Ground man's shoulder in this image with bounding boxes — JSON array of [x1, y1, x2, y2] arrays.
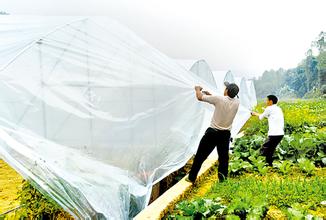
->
[[203, 95, 219, 100], [272, 105, 282, 111], [231, 98, 240, 107], [207, 95, 239, 104], [210, 95, 224, 101], [202, 95, 221, 104], [275, 105, 284, 114], [270, 105, 284, 115]]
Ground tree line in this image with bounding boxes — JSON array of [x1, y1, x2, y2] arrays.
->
[[254, 31, 326, 99]]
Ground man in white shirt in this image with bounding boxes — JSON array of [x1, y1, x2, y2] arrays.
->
[[251, 95, 284, 166], [187, 82, 240, 183]]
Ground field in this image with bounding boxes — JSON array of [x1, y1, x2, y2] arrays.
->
[[166, 99, 326, 219]]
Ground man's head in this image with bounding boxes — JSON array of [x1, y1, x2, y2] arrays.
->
[[224, 82, 239, 98], [266, 95, 278, 106]]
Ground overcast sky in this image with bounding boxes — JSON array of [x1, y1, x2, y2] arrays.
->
[[2, 0, 326, 77]]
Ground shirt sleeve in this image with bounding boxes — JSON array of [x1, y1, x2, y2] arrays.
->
[[259, 107, 271, 120], [202, 95, 221, 105]]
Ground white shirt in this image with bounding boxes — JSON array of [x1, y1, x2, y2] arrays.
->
[[259, 104, 284, 136], [202, 95, 240, 130]]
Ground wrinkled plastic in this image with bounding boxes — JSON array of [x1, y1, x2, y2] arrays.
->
[[246, 80, 257, 107], [0, 16, 256, 219]]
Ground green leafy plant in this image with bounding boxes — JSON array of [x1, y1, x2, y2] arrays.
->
[[16, 180, 72, 219], [274, 160, 294, 175], [169, 198, 226, 219], [297, 158, 316, 176], [249, 155, 269, 175], [229, 157, 253, 176], [226, 198, 250, 219], [233, 135, 265, 160], [225, 197, 268, 220]]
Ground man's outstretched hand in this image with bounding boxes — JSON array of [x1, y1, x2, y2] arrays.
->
[[194, 86, 204, 101], [251, 111, 259, 116]]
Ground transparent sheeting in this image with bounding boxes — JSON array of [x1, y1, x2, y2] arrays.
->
[[234, 77, 252, 110], [246, 80, 257, 107], [183, 66, 254, 137], [213, 71, 255, 137], [187, 60, 217, 90], [0, 16, 256, 219], [223, 70, 235, 85]]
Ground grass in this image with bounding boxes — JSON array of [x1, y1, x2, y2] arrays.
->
[[0, 159, 23, 214], [166, 167, 326, 219], [207, 169, 326, 207]]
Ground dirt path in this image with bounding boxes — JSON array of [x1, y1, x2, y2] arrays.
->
[[0, 159, 23, 214]]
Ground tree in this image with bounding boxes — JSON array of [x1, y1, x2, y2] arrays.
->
[[304, 53, 318, 91], [312, 31, 326, 53], [284, 67, 307, 97], [254, 31, 325, 98], [254, 69, 285, 99], [312, 32, 326, 90]]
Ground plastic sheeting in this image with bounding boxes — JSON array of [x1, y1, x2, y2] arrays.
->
[[0, 16, 256, 219], [212, 71, 255, 137], [234, 77, 253, 110], [223, 71, 235, 85], [246, 80, 257, 107], [187, 60, 217, 90], [182, 66, 255, 137]]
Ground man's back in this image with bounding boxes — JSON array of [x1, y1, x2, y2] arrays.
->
[[260, 104, 284, 136], [202, 95, 240, 130]]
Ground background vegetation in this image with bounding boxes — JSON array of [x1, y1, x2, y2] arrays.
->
[[254, 31, 326, 99]]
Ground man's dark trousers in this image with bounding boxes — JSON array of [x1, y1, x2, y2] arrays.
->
[[189, 127, 231, 182], [261, 135, 284, 166]]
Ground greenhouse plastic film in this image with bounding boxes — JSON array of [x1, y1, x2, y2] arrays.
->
[[0, 16, 256, 219]]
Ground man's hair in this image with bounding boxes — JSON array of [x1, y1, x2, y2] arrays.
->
[[224, 82, 239, 98], [267, 95, 278, 104]]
